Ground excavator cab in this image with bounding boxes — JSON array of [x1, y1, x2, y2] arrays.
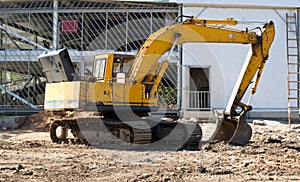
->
[[91, 53, 135, 82]]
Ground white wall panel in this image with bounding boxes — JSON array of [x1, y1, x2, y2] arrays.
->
[[182, 7, 294, 110]]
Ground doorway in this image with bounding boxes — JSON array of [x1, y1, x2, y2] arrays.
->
[[188, 67, 210, 109]]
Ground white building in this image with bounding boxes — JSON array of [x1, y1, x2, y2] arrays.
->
[[176, 0, 300, 119]]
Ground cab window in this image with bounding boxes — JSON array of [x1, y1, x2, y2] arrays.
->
[[93, 58, 106, 79], [112, 57, 133, 77]]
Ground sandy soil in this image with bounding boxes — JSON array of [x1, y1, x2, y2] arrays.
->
[[0, 119, 299, 182]]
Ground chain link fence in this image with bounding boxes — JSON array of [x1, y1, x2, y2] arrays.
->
[[0, 1, 179, 113]]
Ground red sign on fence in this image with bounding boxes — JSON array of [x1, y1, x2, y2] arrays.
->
[[61, 20, 78, 33]]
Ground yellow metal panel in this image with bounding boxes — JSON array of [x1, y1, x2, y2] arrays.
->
[[43, 78, 156, 109], [93, 82, 158, 107], [86, 82, 95, 102], [94, 82, 113, 104], [112, 83, 125, 103], [105, 53, 114, 82], [125, 83, 157, 106], [44, 82, 62, 101], [44, 81, 88, 110], [125, 84, 143, 105]]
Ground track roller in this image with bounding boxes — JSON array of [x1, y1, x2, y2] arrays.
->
[[50, 120, 67, 144]]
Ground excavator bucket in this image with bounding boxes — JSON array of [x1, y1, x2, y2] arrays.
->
[[211, 116, 252, 145], [228, 116, 252, 145]]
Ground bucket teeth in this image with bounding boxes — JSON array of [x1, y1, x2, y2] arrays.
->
[[211, 116, 252, 145]]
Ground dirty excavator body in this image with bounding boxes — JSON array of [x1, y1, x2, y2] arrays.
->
[[38, 16, 275, 149]]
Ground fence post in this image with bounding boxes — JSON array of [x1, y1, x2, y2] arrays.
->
[[52, 0, 59, 50]]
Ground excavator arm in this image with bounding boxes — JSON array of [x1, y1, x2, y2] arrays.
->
[[224, 22, 275, 118], [128, 17, 275, 145]]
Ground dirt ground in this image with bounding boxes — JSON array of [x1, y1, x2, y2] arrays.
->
[[0, 116, 299, 181]]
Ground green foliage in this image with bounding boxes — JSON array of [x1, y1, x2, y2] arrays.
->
[[1, 71, 28, 84], [159, 87, 177, 105]]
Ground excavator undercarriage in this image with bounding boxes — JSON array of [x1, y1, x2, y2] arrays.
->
[[48, 110, 202, 150]]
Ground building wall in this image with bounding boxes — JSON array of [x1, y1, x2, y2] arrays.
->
[[181, 7, 296, 113]]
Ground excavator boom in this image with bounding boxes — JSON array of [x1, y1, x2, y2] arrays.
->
[[128, 17, 259, 83]]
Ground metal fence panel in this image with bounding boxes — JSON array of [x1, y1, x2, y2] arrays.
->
[[0, 1, 179, 113]]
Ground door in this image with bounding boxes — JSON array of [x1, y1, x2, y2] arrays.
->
[[189, 67, 210, 109]]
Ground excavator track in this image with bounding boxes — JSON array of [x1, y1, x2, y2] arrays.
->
[[50, 119, 88, 145], [149, 120, 202, 150], [181, 123, 202, 150], [50, 117, 152, 148], [49, 115, 202, 150], [125, 120, 152, 144]]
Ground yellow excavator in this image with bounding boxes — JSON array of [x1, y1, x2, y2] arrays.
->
[[38, 16, 275, 149]]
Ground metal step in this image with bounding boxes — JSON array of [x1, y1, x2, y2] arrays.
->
[[288, 106, 300, 109], [288, 97, 300, 100], [288, 63, 300, 65], [288, 59, 300, 61], [288, 88, 300, 90], [288, 72, 300, 74], [288, 80, 300, 83], [288, 61, 300, 64]]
